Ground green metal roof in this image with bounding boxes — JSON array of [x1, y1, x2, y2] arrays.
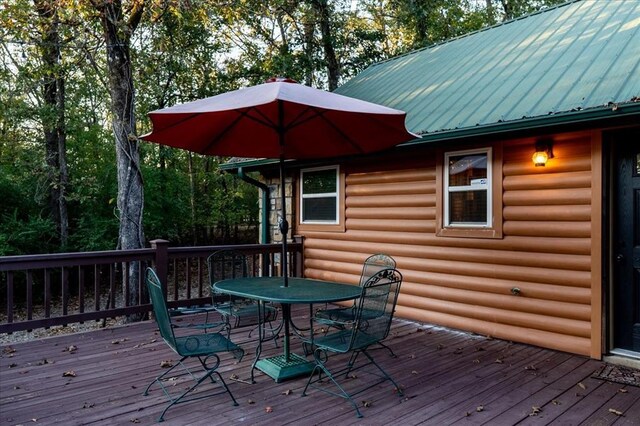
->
[[336, 0, 640, 138], [222, 0, 640, 171]]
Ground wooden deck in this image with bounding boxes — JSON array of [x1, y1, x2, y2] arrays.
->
[[2, 307, 640, 425]]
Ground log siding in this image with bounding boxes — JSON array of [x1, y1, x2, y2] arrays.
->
[[299, 132, 601, 357]]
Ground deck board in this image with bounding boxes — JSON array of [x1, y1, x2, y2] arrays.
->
[[2, 307, 640, 425]]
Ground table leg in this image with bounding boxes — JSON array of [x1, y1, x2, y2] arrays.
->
[[254, 302, 315, 382]]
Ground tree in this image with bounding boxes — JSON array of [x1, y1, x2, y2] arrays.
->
[[90, 0, 145, 314], [34, 0, 70, 249]]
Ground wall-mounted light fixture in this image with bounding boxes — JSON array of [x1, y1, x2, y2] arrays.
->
[[532, 140, 554, 167]]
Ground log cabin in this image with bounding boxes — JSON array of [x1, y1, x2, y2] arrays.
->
[[221, 0, 640, 361]]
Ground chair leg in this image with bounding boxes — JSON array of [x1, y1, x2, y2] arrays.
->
[[376, 341, 397, 358], [144, 355, 239, 422], [302, 358, 363, 418], [362, 349, 403, 396]]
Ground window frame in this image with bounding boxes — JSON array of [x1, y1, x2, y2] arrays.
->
[[297, 165, 345, 232], [444, 147, 492, 228], [436, 143, 503, 239]]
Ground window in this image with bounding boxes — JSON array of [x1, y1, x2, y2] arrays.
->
[[436, 144, 502, 239], [444, 148, 492, 227], [300, 166, 339, 224]]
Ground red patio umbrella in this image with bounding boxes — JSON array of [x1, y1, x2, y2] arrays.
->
[[141, 78, 416, 286]]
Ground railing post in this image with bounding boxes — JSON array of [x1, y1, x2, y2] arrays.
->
[[151, 239, 170, 299], [293, 235, 304, 278]]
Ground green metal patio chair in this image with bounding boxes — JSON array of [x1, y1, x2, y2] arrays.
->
[[314, 254, 397, 357], [208, 249, 278, 339], [302, 268, 404, 418], [143, 268, 244, 422]]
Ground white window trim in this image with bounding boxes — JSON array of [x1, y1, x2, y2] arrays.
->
[[300, 165, 340, 225], [444, 147, 492, 228]]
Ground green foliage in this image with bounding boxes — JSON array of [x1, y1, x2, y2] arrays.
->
[[0, 0, 560, 254]]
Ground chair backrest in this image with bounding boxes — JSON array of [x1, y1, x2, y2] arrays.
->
[[352, 268, 403, 346], [146, 268, 177, 348], [359, 254, 396, 287], [207, 249, 252, 285]]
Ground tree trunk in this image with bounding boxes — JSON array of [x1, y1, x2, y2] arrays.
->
[[94, 0, 145, 319], [35, 0, 69, 249], [188, 152, 197, 245], [312, 0, 340, 91]]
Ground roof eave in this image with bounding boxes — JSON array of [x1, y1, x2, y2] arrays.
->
[[220, 102, 640, 172]]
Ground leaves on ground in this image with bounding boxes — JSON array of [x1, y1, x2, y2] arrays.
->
[[608, 408, 623, 416], [362, 400, 372, 407], [63, 345, 77, 353], [529, 406, 542, 416], [160, 360, 173, 368], [8, 363, 18, 368], [525, 365, 537, 371], [281, 389, 292, 395], [411, 370, 419, 375], [37, 359, 53, 366], [111, 338, 128, 345], [247, 399, 255, 404], [476, 405, 484, 412], [618, 388, 628, 393], [62, 370, 76, 377], [2, 347, 16, 356], [130, 418, 140, 423], [494, 358, 504, 364], [265, 406, 273, 413], [552, 399, 561, 405], [82, 402, 95, 409], [577, 382, 586, 390]]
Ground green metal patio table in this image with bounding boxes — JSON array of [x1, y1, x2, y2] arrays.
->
[[213, 277, 362, 382]]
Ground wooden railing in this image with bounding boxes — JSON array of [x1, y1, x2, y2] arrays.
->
[[0, 239, 304, 334]]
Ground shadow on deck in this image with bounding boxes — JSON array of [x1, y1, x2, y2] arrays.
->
[[2, 307, 639, 425]]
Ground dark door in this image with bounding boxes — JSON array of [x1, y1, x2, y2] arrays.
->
[[612, 132, 640, 352]]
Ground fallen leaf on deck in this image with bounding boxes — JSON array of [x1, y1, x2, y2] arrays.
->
[[608, 408, 623, 416], [130, 418, 140, 423], [475, 347, 485, 352], [265, 406, 273, 413], [464, 411, 471, 417], [62, 370, 76, 377], [247, 399, 255, 404], [282, 389, 292, 395], [2, 347, 16, 355], [525, 365, 537, 371], [160, 360, 173, 368], [8, 363, 17, 368], [578, 382, 586, 390], [494, 359, 503, 364], [476, 405, 484, 412], [529, 406, 542, 416], [436, 344, 445, 350], [348, 373, 357, 379], [31, 418, 37, 422], [411, 370, 418, 375], [82, 402, 95, 409], [409, 354, 416, 359], [473, 359, 480, 364], [453, 348, 463, 355], [64, 345, 77, 353], [362, 400, 372, 408], [37, 359, 53, 365], [111, 338, 128, 344], [552, 399, 561, 405], [618, 389, 628, 393]]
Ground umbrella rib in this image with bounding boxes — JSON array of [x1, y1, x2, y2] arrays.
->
[[312, 107, 366, 154], [201, 107, 275, 154]]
